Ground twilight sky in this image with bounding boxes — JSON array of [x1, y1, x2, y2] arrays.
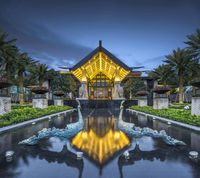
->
[[0, 0, 200, 71]]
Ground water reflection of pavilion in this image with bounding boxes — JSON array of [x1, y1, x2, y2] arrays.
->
[[71, 115, 130, 165]]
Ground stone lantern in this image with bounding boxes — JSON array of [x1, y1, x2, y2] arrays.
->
[[152, 86, 170, 109], [0, 77, 12, 115], [136, 91, 149, 107], [31, 87, 49, 109], [190, 79, 200, 116], [53, 91, 64, 106]]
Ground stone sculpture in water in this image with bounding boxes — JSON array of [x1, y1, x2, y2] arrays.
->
[[19, 99, 84, 145], [19, 100, 185, 146], [118, 100, 186, 146]]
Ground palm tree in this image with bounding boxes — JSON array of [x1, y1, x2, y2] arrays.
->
[[15, 53, 36, 104], [31, 63, 49, 87], [164, 48, 192, 103], [0, 32, 18, 79], [149, 64, 177, 86], [185, 28, 200, 60]]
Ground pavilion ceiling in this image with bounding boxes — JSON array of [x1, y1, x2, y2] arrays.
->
[[71, 52, 130, 82]]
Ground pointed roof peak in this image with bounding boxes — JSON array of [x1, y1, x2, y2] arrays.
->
[[71, 41, 131, 71], [99, 40, 102, 48]]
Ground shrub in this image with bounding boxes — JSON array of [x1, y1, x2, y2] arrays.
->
[[130, 106, 200, 127], [11, 104, 32, 110], [0, 105, 72, 128]]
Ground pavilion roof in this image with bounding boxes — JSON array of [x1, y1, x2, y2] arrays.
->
[[71, 43, 131, 71]]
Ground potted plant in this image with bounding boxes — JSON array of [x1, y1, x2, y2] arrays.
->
[[31, 86, 49, 94], [152, 86, 170, 94], [190, 78, 200, 88], [0, 77, 12, 97], [31, 64, 49, 95], [0, 77, 12, 89], [53, 90, 65, 97], [136, 90, 149, 96]]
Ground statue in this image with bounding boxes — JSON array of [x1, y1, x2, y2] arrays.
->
[[113, 82, 124, 98], [79, 82, 88, 98], [117, 84, 124, 98]]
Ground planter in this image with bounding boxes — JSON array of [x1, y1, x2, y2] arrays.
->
[[152, 86, 170, 94], [53, 91, 65, 97], [0, 78, 12, 89], [190, 78, 200, 88], [153, 97, 169, 109], [53, 91, 64, 106], [191, 79, 200, 115], [31, 87, 49, 94], [191, 96, 200, 116], [136, 91, 149, 96], [0, 96, 11, 115], [54, 99, 64, 106], [31, 87, 48, 109], [33, 98, 48, 109], [136, 91, 148, 107], [138, 97, 148, 107], [153, 86, 169, 109], [0, 78, 12, 114]]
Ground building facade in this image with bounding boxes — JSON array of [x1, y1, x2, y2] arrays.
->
[[69, 41, 140, 100]]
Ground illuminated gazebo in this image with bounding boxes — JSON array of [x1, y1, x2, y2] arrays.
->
[[65, 41, 140, 100]]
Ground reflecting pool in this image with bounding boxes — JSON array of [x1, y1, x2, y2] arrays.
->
[[72, 114, 130, 164], [0, 109, 200, 178]]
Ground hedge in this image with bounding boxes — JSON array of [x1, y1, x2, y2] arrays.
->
[[130, 106, 200, 127], [0, 105, 72, 128]]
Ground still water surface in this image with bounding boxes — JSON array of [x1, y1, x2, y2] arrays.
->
[[0, 109, 200, 178]]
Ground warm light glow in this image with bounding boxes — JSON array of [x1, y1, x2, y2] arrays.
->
[[71, 52, 130, 82], [71, 129, 130, 164], [60, 71, 72, 74]]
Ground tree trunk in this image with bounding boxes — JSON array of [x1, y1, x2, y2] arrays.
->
[[179, 75, 184, 104], [129, 90, 132, 99], [19, 74, 24, 105]]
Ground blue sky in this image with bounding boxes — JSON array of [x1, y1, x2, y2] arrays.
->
[[0, 0, 200, 71]]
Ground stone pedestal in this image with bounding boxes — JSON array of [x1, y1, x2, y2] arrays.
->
[[54, 99, 64, 106], [138, 97, 148, 107], [153, 97, 169, 109], [33, 98, 48, 109], [191, 97, 200, 116], [0, 97, 11, 115]]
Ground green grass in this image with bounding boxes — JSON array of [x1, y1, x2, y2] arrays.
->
[[169, 103, 189, 109], [0, 105, 73, 128], [11, 104, 32, 110], [130, 106, 200, 127]]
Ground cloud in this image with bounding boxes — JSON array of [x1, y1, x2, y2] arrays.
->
[[0, 0, 200, 71], [0, 13, 92, 69]]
